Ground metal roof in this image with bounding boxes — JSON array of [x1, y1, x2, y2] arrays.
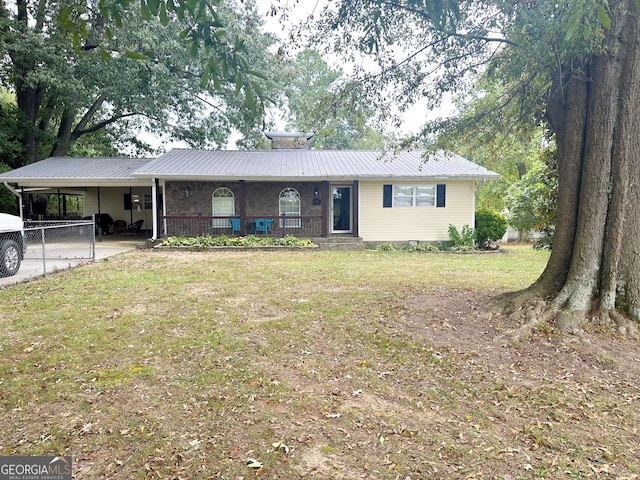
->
[[0, 149, 499, 186], [0, 157, 153, 187], [133, 149, 499, 181]]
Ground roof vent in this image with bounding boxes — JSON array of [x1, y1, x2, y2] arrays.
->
[[264, 132, 314, 150]]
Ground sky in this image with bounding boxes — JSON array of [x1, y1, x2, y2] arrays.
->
[[149, 0, 455, 151], [258, 0, 455, 136]]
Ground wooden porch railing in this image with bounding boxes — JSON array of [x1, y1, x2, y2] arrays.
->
[[160, 215, 325, 238]]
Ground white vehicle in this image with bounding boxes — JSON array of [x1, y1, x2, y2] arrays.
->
[[0, 213, 26, 277]]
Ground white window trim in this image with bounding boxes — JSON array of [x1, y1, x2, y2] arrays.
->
[[393, 184, 436, 208], [212, 187, 235, 227], [279, 188, 301, 228]]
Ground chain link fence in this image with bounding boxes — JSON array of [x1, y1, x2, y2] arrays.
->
[[0, 219, 96, 288]]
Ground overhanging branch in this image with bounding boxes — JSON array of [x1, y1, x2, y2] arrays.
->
[[72, 112, 150, 138]]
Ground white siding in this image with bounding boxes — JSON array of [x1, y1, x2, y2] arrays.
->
[[358, 180, 476, 242]]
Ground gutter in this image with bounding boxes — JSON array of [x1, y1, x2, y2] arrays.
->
[[3, 182, 24, 219]]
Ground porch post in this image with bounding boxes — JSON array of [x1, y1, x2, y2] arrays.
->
[[151, 178, 159, 241], [321, 180, 329, 237], [239, 180, 246, 235], [352, 180, 359, 237]]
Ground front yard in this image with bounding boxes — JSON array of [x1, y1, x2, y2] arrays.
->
[[1, 247, 638, 479]]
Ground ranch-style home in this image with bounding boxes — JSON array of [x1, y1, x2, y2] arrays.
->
[[0, 132, 498, 246]]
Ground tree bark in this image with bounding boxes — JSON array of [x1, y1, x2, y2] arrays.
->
[[498, 0, 640, 335]]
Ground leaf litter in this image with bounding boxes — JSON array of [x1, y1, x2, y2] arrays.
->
[[0, 250, 639, 479]]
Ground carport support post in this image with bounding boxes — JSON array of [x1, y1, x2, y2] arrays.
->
[[91, 218, 96, 261], [97, 187, 103, 241], [41, 228, 46, 276]]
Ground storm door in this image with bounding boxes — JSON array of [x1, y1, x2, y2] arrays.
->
[[331, 186, 352, 233]]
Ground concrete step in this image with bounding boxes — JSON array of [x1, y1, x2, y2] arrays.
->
[[312, 236, 365, 251]]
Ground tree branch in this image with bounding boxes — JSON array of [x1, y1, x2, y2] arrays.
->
[[376, 0, 520, 47], [72, 112, 147, 138], [73, 93, 108, 134]]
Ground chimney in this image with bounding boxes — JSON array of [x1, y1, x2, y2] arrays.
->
[[265, 132, 314, 150]]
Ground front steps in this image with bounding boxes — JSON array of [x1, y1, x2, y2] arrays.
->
[[312, 235, 365, 251]]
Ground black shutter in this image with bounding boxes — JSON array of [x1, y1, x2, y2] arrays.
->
[[436, 184, 446, 208], [383, 184, 393, 208], [124, 193, 132, 210]]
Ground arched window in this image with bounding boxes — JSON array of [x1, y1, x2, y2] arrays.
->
[[212, 187, 234, 227], [279, 188, 301, 228]]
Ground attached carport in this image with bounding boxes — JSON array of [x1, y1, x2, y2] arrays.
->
[[0, 157, 157, 237]]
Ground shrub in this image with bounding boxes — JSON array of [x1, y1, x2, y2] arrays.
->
[[474, 209, 507, 249], [400, 242, 440, 252], [158, 234, 315, 248], [448, 224, 476, 251]]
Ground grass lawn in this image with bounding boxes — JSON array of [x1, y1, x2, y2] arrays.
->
[[1, 246, 639, 479]]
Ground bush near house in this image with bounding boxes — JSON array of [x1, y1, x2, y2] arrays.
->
[[475, 208, 507, 249], [158, 234, 315, 248], [447, 224, 476, 251]]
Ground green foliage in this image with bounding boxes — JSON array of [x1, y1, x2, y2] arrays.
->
[[0, 90, 25, 171], [308, 0, 613, 144], [282, 49, 387, 150], [504, 149, 558, 249], [474, 209, 507, 249], [400, 242, 441, 252], [376, 243, 398, 251], [158, 234, 315, 248], [448, 224, 476, 251], [427, 76, 551, 213], [0, 169, 18, 214], [2, 0, 278, 163]]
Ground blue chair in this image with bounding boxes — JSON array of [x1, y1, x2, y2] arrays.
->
[[255, 218, 273, 234], [229, 217, 241, 235]]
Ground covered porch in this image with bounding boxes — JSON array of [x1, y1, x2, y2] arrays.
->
[[158, 180, 360, 239]]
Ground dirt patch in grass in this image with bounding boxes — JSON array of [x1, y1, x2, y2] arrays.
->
[[1, 250, 639, 479], [403, 286, 640, 384]]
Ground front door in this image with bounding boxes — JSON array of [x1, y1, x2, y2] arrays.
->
[[332, 186, 352, 233]]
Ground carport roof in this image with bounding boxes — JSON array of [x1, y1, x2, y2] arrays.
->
[[133, 148, 499, 181], [0, 157, 152, 187]]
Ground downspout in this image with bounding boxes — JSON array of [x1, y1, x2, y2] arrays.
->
[[3, 182, 24, 219]]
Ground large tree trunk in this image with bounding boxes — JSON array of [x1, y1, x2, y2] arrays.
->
[[497, 0, 640, 335]]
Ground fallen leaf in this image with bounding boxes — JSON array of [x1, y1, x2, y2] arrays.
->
[[246, 458, 263, 469], [272, 441, 290, 455]]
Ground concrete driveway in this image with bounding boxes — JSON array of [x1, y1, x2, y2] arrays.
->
[[94, 238, 147, 260], [1, 237, 146, 288]]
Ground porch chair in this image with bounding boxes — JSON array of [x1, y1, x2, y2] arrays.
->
[[229, 216, 241, 235], [113, 219, 127, 234], [127, 219, 144, 236], [254, 218, 273, 234]]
